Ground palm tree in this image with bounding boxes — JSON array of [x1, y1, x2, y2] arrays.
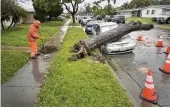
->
[[107, 0, 116, 14], [8, 3, 27, 29], [1, 0, 27, 30], [107, 0, 116, 5]]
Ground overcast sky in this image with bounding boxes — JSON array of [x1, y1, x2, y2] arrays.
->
[[82, 0, 131, 7], [63, 0, 131, 13], [20, 0, 131, 13]]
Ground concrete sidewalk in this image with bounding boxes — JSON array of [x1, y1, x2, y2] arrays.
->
[[1, 19, 71, 107]]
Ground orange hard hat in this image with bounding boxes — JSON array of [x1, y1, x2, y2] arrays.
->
[[33, 20, 40, 27]]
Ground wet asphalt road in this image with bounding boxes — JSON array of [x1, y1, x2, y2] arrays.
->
[[105, 27, 170, 107]]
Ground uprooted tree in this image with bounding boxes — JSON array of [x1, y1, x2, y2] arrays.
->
[[61, 0, 84, 23], [68, 21, 154, 61]]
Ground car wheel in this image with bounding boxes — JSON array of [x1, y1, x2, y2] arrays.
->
[[166, 18, 170, 24]]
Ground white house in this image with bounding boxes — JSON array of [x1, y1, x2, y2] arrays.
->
[[141, 5, 170, 18], [18, 1, 35, 23], [117, 8, 142, 17], [3, 0, 35, 27], [117, 5, 170, 18]]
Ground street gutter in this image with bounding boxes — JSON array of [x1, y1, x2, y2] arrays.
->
[[105, 56, 160, 107]]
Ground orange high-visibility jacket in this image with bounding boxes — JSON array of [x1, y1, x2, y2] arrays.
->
[[27, 23, 40, 42]]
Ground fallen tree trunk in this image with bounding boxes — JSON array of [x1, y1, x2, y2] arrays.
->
[[68, 21, 154, 61]]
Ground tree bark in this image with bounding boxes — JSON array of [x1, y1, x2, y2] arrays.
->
[[8, 17, 14, 30], [13, 22, 16, 28], [68, 21, 154, 61], [1, 20, 5, 30], [72, 14, 75, 23]]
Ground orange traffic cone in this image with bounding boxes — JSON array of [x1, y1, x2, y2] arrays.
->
[[155, 36, 164, 47], [164, 46, 170, 54], [159, 54, 170, 74], [140, 70, 158, 104], [167, 54, 170, 60], [137, 35, 143, 41]]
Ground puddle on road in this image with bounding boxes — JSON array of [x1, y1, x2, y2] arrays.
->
[[161, 73, 170, 84], [138, 67, 149, 74], [140, 100, 153, 107], [107, 28, 170, 107], [156, 47, 163, 54]]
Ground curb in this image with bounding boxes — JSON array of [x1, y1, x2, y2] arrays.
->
[[105, 57, 140, 107], [104, 56, 159, 107]]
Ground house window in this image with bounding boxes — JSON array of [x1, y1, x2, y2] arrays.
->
[[146, 10, 150, 15], [151, 10, 155, 14]]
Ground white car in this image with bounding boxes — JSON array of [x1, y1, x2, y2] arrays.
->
[[102, 35, 136, 54], [91, 22, 137, 54], [156, 13, 170, 24], [81, 17, 93, 25]]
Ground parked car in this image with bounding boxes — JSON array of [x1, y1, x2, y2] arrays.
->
[[103, 35, 136, 54], [111, 15, 125, 24], [156, 13, 170, 24], [105, 15, 114, 22], [104, 15, 110, 21], [77, 16, 86, 24], [91, 22, 136, 54], [81, 17, 93, 26], [152, 17, 157, 22], [92, 22, 118, 35], [85, 20, 102, 34], [96, 15, 103, 20]]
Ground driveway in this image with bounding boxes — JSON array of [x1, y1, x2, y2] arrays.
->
[[105, 28, 170, 107]]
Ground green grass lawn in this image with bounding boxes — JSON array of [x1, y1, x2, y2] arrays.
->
[[1, 21, 65, 46], [126, 17, 154, 24], [160, 24, 170, 30], [38, 28, 132, 107], [69, 22, 80, 26], [1, 51, 29, 83], [126, 17, 170, 30]]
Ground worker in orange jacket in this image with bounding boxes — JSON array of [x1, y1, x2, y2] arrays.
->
[[27, 20, 41, 59]]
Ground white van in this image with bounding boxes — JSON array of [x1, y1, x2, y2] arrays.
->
[[92, 22, 118, 36]]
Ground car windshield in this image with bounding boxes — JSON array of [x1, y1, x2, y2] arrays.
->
[[110, 15, 114, 18], [86, 25, 93, 27], [87, 21, 98, 25], [119, 16, 125, 18]]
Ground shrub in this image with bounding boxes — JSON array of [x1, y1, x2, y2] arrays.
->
[[53, 16, 65, 21], [66, 15, 70, 18]]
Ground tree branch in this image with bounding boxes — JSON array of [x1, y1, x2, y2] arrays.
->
[[75, 3, 79, 13], [79, 0, 84, 3], [61, 3, 73, 14], [70, 0, 74, 12], [73, 0, 77, 9]]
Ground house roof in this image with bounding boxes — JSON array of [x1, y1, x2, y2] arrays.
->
[[17, 1, 35, 12], [117, 8, 143, 12], [143, 5, 170, 9], [117, 5, 170, 13]]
